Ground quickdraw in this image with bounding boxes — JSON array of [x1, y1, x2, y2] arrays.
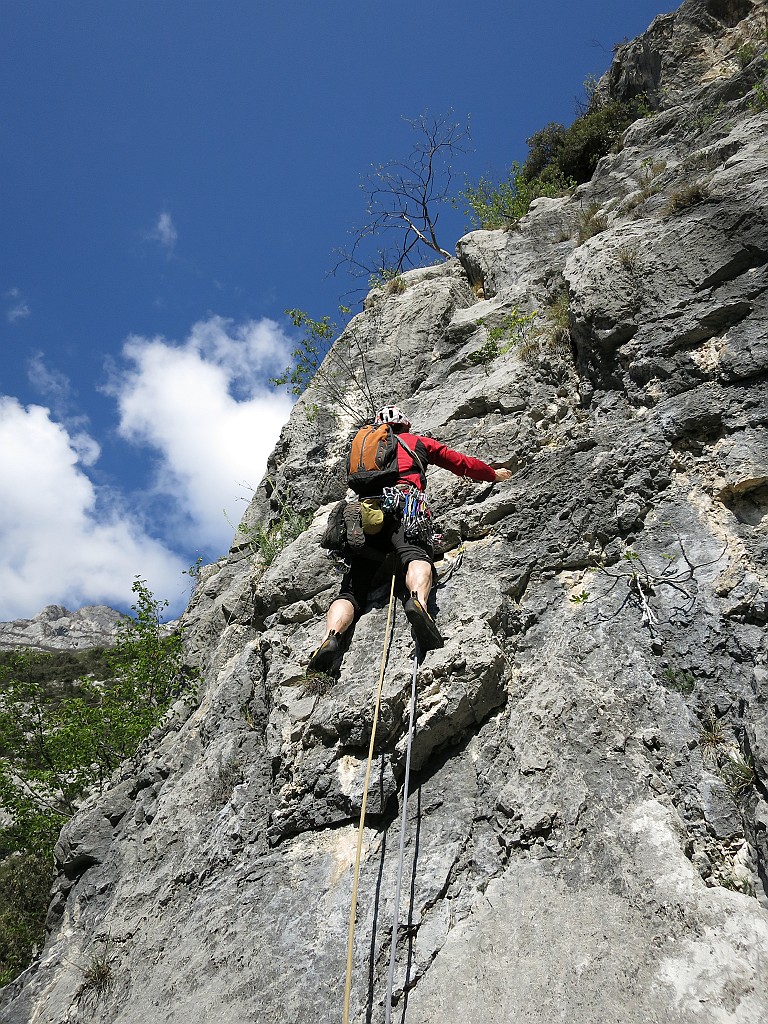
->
[[381, 485, 441, 549]]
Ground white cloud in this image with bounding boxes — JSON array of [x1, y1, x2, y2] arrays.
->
[[8, 302, 31, 323], [5, 287, 30, 323], [27, 353, 97, 463], [70, 431, 101, 467], [0, 315, 296, 621], [0, 397, 186, 620], [28, 352, 73, 407], [111, 315, 294, 550], [145, 211, 178, 254]]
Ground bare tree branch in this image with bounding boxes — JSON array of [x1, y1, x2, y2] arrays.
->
[[575, 538, 727, 635], [332, 111, 470, 284], [399, 213, 452, 259]]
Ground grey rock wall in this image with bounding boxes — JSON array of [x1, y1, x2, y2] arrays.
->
[[2, 1, 767, 1021]]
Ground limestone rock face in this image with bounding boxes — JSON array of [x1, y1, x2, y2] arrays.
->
[[0, 605, 124, 652], [3, 2, 768, 1022]]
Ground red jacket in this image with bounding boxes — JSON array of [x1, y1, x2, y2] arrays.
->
[[394, 430, 496, 491]]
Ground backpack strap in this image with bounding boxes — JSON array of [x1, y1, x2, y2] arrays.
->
[[395, 434, 428, 480]]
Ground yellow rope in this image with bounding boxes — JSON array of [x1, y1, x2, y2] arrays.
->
[[342, 570, 397, 1024]]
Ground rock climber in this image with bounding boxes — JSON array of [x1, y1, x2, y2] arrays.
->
[[308, 405, 513, 672]]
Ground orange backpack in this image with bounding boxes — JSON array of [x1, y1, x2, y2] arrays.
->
[[347, 423, 399, 495]]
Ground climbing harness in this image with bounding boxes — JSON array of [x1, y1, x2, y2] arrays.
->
[[384, 644, 419, 1024], [343, 571, 397, 1024]]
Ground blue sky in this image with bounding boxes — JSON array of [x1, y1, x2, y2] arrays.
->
[[1, 0, 671, 619]]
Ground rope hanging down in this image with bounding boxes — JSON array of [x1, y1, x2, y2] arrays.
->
[[343, 571, 397, 1024], [342, 549, 464, 1021], [384, 645, 419, 1023]]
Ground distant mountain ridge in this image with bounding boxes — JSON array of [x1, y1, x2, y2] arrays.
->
[[0, 605, 124, 653]]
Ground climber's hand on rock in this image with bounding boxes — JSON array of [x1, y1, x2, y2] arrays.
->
[[493, 468, 513, 482]]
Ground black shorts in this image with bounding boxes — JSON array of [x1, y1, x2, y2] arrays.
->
[[336, 516, 433, 615]]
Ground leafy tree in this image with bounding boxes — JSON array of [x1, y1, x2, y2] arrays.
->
[[0, 578, 193, 984], [0, 852, 52, 985], [270, 308, 340, 397], [105, 578, 187, 727], [0, 579, 188, 828], [0, 647, 111, 694]]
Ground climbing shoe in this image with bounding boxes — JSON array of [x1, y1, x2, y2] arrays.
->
[[404, 593, 444, 651], [308, 630, 342, 673], [343, 500, 365, 550]]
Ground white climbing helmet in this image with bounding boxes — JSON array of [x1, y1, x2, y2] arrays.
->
[[375, 405, 411, 429]]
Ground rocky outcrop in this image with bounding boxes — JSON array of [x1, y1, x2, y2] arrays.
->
[[2, 1, 768, 1021], [0, 605, 124, 653], [595, 0, 765, 109]]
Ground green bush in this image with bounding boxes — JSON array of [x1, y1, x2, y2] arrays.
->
[[661, 666, 695, 695], [736, 43, 758, 69], [749, 78, 768, 113], [461, 163, 574, 229], [252, 507, 312, 566], [520, 122, 568, 184], [468, 308, 539, 367], [461, 93, 649, 231], [233, 484, 312, 568], [521, 96, 650, 189]]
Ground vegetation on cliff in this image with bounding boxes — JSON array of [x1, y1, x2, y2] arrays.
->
[[0, 579, 192, 985]]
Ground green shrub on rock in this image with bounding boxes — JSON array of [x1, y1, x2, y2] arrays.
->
[[461, 93, 650, 231], [461, 163, 573, 229], [468, 308, 539, 367], [523, 97, 649, 186]]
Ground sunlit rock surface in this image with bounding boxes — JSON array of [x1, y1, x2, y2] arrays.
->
[[2, 1, 768, 1021]]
